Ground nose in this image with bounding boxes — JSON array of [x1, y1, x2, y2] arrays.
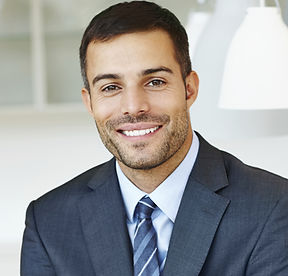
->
[[120, 87, 150, 116]]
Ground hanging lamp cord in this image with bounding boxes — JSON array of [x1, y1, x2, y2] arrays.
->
[[275, 0, 280, 9], [261, 0, 281, 9]]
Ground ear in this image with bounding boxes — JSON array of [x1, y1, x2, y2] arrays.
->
[[185, 71, 199, 108], [81, 88, 93, 115]]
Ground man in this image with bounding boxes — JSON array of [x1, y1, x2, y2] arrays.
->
[[21, 1, 288, 275]]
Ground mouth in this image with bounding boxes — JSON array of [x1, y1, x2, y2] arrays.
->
[[119, 126, 161, 137]]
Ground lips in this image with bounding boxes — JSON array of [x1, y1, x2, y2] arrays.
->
[[109, 114, 169, 138], [121, 126, 160, 137]]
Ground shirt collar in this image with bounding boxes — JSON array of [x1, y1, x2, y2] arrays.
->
[[117, 131, 199, 223]]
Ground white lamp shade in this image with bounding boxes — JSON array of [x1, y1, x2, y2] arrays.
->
[[219, 7, 288, 109]]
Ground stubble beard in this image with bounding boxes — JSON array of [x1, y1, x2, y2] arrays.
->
[[95, 111, 189, 170]]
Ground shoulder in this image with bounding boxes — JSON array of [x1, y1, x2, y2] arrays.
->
[[32, 158, 116, 211], [196, 132, 288, 200], [194, 134, 288, 274], [221, 149, 288, 197], [218, 148, 288, 225]]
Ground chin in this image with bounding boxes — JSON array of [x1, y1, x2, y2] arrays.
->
[[119, 153, 170, 170]]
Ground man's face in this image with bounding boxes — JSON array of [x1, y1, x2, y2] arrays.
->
[[82, 30, 198, 170]]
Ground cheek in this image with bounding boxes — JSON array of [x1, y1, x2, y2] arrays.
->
[[154, 96, 187, 115], [151, 85, 186, 108], [91, 98, 119, 123]]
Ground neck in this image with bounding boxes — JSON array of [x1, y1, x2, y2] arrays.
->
[[118, 128, 193, 193]]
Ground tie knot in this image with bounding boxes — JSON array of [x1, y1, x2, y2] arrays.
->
[[135, 196, 156, 220]]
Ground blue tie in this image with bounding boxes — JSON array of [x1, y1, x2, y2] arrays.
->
[[133, 196, 160, 276]]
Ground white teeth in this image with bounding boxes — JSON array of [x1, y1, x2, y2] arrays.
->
[[122, 126, 159, 137]]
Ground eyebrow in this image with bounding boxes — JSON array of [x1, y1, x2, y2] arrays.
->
[[141, 67, 173, 76], [92, 73, 121, 87]]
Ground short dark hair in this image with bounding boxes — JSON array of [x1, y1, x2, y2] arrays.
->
[[79, 1, 191, 91]]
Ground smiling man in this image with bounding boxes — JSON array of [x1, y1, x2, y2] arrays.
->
[[21, 1, 288, 276]]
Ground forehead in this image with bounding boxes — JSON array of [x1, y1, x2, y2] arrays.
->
[[85, 30, 180, 77]]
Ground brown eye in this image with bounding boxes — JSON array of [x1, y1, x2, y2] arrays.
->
[[102, 85, 121, 92], [147, 79, 166, 87]]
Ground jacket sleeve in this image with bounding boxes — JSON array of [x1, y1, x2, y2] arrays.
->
[[21, 201, 56, 276], [246, 195, 288, 275]]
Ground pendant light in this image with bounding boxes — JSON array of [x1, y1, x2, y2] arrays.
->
[[219, 0, 288, 109]]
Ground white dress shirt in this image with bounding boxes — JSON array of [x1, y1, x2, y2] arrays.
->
[[116, 131, 199, 270]]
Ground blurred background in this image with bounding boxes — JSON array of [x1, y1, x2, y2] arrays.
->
[[1, 0, 288, 274]]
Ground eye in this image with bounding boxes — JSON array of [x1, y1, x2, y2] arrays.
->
[[146, 79, 166, 88], [101, 84, 121, 93]]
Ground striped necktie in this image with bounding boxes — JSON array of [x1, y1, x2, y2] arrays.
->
[[133, 196, 160, 276]]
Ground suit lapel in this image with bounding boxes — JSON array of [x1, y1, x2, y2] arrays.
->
[[163, 134, 230, 276], [77, 134, 230, 276], [78, 160, 133, 276]]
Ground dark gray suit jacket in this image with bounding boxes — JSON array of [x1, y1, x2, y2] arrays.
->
[[21, 135, 288, 275]]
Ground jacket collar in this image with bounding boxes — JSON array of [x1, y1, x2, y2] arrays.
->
[[78, 160, 133, 275], [79, 133, 230, 276], [163, 134, 230, 276]]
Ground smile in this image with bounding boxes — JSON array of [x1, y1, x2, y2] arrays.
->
[[121, 126, 160, 137]]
